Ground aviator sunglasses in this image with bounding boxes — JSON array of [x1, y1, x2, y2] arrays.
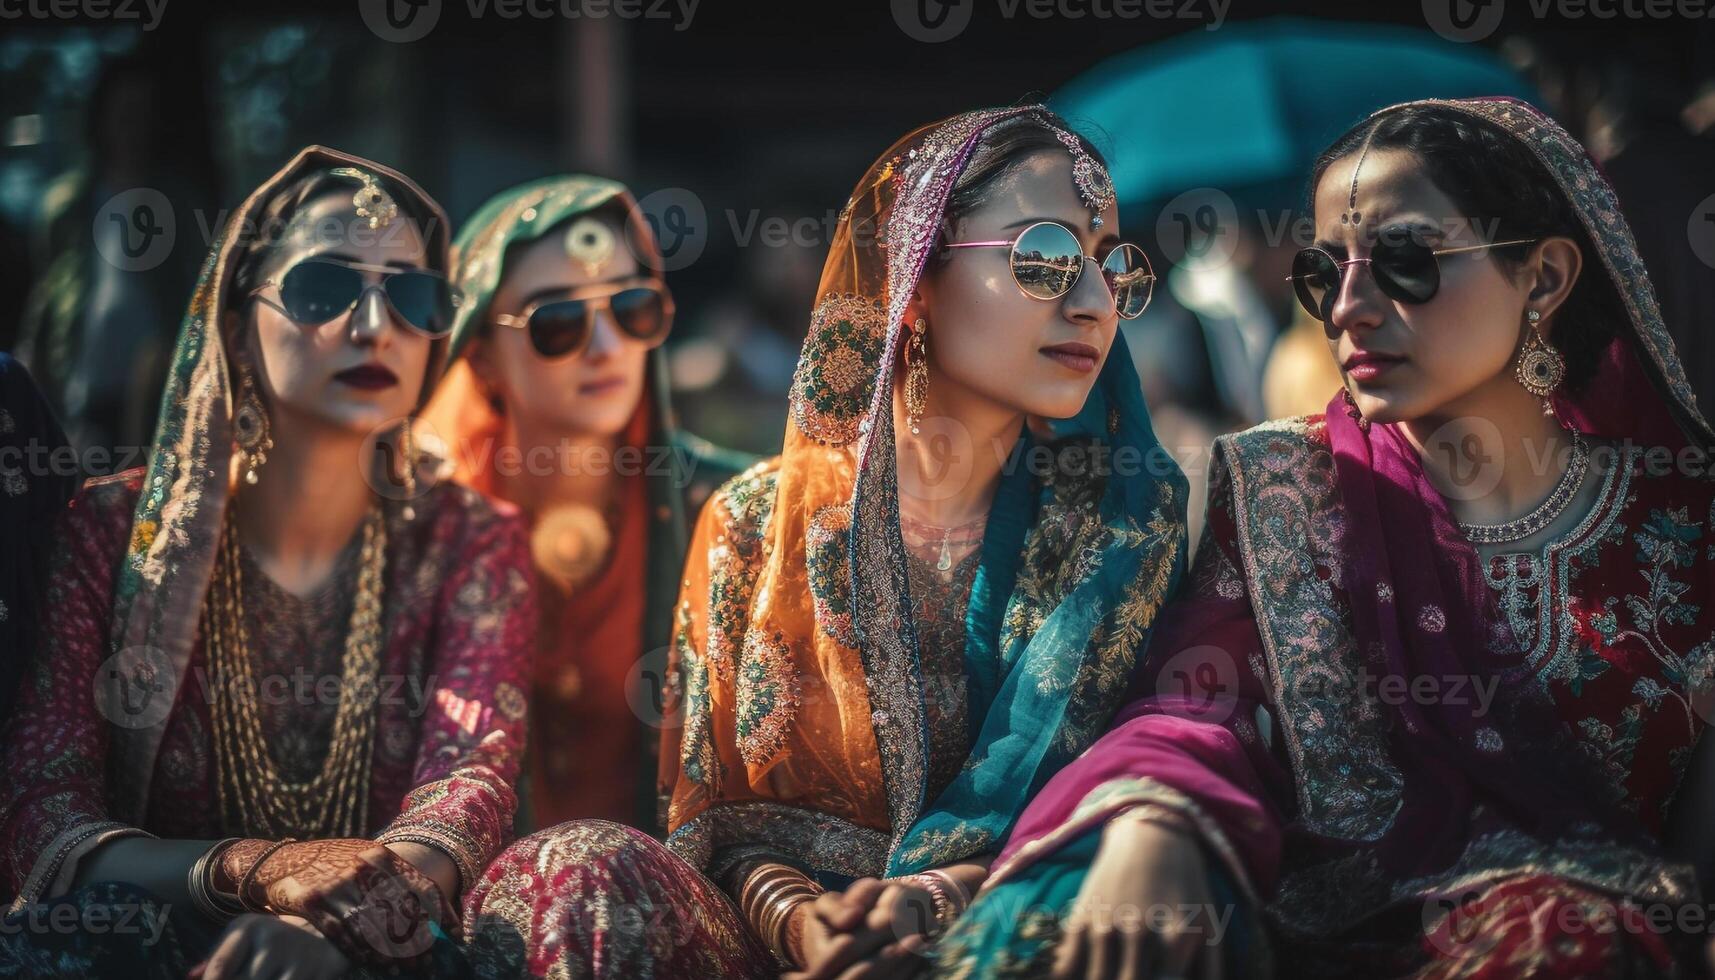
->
[[491, 281, 674, 359], [1288, 235, 1539, 322], [943, 219, 1155, 320], [251, 256, 461, 338]]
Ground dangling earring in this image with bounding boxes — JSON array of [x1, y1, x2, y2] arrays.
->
[[904, 317, 929, 436], [1342, 386, 1370, 432], [233, 366, 273, 485], [1514, 309, 1565, 417], [399, 418, 418, 521]]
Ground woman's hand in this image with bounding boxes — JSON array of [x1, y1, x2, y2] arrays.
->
[[221, 838, 452, 967], [1052, 815, 1224, 980], [189, 914, 349, 980], [785, 877, 933, 980]]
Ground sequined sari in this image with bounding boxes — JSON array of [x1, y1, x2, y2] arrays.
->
[[462, 104, 1189, 978], [0, 147, 537, 973], [932, 97, 1715, 978]]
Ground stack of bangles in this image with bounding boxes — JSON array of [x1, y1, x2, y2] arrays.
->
[[186, 837, 298, 921], [739, 862, 824, 967], [892, 868, 973, 939]]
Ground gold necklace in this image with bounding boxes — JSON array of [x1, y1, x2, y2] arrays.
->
[[205, 503, 386, 839]]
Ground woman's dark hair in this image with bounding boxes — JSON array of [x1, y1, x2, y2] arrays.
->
[[934, 108, 1111, 258], [230, 167, 442, 303], [1308, 105, 1621, 393]]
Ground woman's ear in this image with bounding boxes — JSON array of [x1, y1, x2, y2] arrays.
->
[[1527, 235, 1582, 333]]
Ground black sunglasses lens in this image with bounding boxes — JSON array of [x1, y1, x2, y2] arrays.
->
[[1371, 241, 1440, 305], [1101, 243, 1154, 319], [610, 288, 670, 344], [278, 260, 364, 324], [1291, 248, 1340, 321], [528, 300, 594, 358], [383, 271, 457, 337], [1011, 222, 1083, 300]]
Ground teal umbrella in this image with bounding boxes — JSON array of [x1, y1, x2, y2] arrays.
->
[[1052, 17, 1539, 210]]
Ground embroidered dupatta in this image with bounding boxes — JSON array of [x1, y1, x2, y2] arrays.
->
[[658, 105, 1188, 885], [982, 98, 1715, 945], [2, 147, 541, 904]]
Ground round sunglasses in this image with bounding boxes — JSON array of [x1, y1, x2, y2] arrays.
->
[[1288, 237, 1539, 322], [943, 220, 1155, 320], [491, 281, 674, 359], [251, 256, 460, 338]]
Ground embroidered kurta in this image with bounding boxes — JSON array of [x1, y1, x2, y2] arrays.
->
[[0, 470, 536, 902]]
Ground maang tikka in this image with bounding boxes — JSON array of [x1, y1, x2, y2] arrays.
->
[[1051, 126, 1115, 229], [330, 167, 398, 231]]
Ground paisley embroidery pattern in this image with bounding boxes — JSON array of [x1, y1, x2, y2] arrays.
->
[[1222, 418, 1406, 843], [806, 503, 858, 646], [703, 461, 778, 679], [735, 628, 800, 768], [788, 294, 887, 446], [673, 599, 721, 793]]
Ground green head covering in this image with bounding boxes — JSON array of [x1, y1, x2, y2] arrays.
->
[[447, 175, 661, 361]]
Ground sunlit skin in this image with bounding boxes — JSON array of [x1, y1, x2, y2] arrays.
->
[[892, 148, 1124, 531], [466, 213, 656, 517], [784, 148, 1125, 980], [1311, 147, 1595, 544], [67, 192, 459, 980]]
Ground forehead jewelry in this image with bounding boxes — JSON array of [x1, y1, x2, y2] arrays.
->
[[564, 216, 617, 276], [330, 167, 398, 230], [1052, 126, 1116, 229], [1340, 126, 1380, 227]]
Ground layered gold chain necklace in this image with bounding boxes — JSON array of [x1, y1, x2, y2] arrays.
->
[[204, 503, 387, 839]]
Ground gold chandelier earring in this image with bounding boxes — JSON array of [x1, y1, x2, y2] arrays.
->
[[1514, 308, 1565, 416], [904, 317, 929, 436], [233, 365, 273, 485], [399, 418, 419, 521]]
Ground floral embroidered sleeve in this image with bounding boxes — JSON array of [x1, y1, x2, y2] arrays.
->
[[985, 459, 1293, 901], [0, 476, 156, 905], [375, 493, 537, 894], [655, 462, 838, 885]]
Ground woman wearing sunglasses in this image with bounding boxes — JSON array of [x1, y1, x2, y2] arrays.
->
[[420, 176, 752, 834], [930, 97, 1715, 978], [0, 149, 535, 980], [459, 105, 1187, 978]]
